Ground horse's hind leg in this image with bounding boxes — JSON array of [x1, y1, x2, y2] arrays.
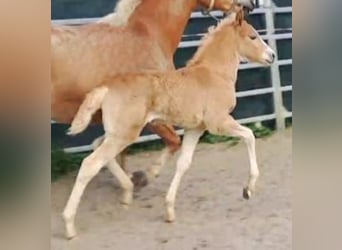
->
[[62, 136, 126, 239], [208, 115, 259, 200]]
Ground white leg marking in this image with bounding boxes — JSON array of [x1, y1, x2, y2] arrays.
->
[[107, 158, 134, 205], [229, 122, 259, 195], [148, 147, 172, 178], [165, 128, 204, 222], [62, 138, 120, 239]]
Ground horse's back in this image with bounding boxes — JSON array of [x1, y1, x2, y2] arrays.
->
[[51, 23, 170, 123]]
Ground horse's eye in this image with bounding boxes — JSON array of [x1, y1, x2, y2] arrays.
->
[[249, 35, 257, 40]]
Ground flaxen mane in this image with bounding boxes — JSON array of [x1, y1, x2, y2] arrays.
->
[[97, 0, 142, 26]]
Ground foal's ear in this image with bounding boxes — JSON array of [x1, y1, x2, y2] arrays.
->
[[235, 9, 244, 26]]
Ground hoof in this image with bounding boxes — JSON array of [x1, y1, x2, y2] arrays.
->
[[242, 187, 251, 200], [65, 225, 77, 240], [119, 194, 132, 206], [66, 233, 77, 240], [165, 207, 176, 223], [165, 215, 175, 223], [131, 171, 149, 189]]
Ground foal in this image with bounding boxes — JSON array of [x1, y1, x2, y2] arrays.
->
[[64, 12, 275, 238]]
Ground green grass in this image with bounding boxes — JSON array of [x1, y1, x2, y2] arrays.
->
[[51, 146, 87, 181], [51, 122, 275, 181]]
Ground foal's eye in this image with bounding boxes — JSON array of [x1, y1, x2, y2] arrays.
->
[[249, 35, 257, 40]]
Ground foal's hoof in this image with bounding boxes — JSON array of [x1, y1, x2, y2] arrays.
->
[[131, 171, 149, 189], [242, 187, 252, 200], [165, 214, 176, 223]]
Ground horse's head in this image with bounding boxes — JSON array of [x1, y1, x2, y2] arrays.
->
[[232, 11, 275, 66], [199, 0, 255, 12]]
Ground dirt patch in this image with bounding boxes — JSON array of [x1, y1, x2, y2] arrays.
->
[[51, 129, 292, 250]]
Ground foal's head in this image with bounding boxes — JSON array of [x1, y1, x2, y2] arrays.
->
[[233, 13, 275, 65]]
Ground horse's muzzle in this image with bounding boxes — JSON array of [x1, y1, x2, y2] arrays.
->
[[238, 0, 256, 11]]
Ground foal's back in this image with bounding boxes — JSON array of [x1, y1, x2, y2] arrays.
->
[[102, 64, 237, 128]]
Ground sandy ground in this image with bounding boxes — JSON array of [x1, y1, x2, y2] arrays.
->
[[51, 129, 292, 250]]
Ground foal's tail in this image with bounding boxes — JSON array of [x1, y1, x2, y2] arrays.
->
[[67, 86, 109, 136]]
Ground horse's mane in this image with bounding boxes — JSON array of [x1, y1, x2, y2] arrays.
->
[[97, 0, 142, 26], [187, 14, 237, 66]]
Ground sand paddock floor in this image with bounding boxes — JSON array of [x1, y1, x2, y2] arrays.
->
[[51, 129, 291, 250]]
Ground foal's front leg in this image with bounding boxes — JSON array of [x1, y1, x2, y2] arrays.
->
[[146, 123, 181, 179], [165, 128, 204, 222], [209, 115, 259, 199]]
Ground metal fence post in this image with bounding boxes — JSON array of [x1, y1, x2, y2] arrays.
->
[[264, 0, 286, 130]]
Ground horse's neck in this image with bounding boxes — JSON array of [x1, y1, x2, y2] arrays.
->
[[128, 0, 197, 56]]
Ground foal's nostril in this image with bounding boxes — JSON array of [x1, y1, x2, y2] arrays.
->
[[271, 53, 275, 63]]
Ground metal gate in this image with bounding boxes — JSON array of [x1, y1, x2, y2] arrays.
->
[[51, 0, 292, 153]]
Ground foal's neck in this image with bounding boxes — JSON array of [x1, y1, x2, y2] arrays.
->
[[128, 0, 197, 56], [189, 25, 240, 81]]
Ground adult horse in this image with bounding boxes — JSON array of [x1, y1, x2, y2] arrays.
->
[[51, 0, 256, 183]]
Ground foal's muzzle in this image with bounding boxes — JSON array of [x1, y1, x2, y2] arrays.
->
[[265, 51, 276, 64]]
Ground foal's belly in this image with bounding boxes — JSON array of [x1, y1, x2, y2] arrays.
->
[[148, 110, 204, 129]]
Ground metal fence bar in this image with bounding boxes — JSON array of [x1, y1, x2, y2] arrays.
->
[[179, 33, 292, 48], [52, 5, 292, 152], [264, 0, 286, 130]]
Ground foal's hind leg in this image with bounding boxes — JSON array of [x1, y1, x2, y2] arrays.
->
[[107, 158, 134, 205], [92, 135, 128, 173], [93, 136, 133, 204], [63, 136, 126, 239], [208, 115, 259, 199]]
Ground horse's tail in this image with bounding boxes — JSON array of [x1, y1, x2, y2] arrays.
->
[[67, 86, 109, 136]]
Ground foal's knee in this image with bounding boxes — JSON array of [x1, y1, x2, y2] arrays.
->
[[177, 154, 192, 174], [243, 128, 255, 144]]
